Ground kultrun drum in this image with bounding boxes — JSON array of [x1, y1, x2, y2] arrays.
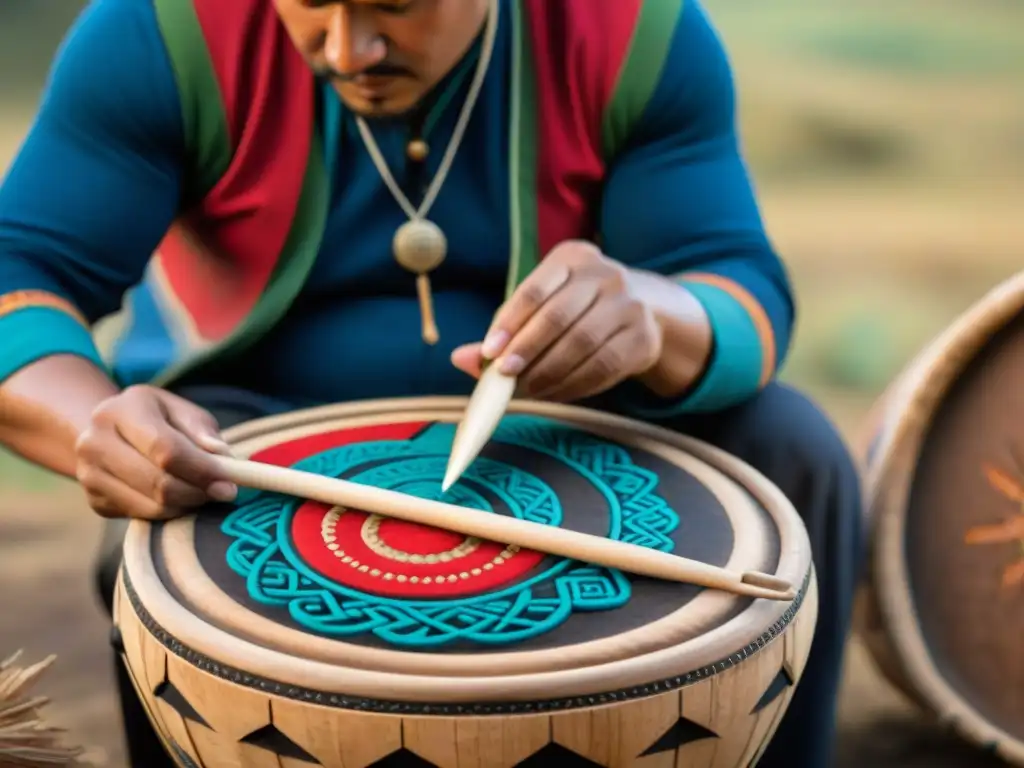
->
[[857, 272, 1024, 766], [113, 397, 817, 768]]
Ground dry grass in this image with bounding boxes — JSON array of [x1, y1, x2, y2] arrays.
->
[[0, 651, 90, 768]]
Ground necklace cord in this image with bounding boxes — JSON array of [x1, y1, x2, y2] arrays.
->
[[355, 0, 501, 223]]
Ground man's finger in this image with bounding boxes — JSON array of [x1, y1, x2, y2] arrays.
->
[[155, 390, 233, 455], [540, 327, 637, 403], [116, 418, 233, 499], [105, 390, 236, 502], [80, 466, 183, 521], [524, 308, 623, 397], [498, 282, 600, 377], [90, 434, 211, 509], [451, 343, 486, 378], [482, 261, 572, 360]]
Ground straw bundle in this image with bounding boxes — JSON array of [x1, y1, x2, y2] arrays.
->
[[0, 651, 89, 767]]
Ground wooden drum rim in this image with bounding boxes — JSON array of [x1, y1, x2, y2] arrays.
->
[[121, 397, 814, 705], [867, 271, 1024, 761]]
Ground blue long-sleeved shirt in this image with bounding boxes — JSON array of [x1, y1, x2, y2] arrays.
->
[[0, 0, 794, 414]]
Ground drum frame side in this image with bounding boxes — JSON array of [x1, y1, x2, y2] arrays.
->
[[859, 272, 1024, 765], [114, 569, 820, 768], [117, 561, 815, 714]]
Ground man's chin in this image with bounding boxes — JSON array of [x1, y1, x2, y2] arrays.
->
[[336, 87, 422, 120]]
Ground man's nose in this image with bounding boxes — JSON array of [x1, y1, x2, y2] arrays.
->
[[324, 5, 388, 76]]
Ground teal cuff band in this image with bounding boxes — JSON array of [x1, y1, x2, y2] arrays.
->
[[618, 280, 765, 417], [0, 307, 107, 385]]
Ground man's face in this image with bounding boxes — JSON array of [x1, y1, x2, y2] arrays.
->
[[274, 0, 489, 118]]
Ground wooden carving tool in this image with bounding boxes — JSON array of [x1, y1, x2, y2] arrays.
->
[[211, 454, 798, 602], [442, 362, 517, 491]]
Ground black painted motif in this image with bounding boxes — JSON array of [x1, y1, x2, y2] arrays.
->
[[751, 665, 795, 714], [641, 716, 719, 755], [154, 680, 209, 727], [515, 743, 605, 767], [240, 723, 319, 763]]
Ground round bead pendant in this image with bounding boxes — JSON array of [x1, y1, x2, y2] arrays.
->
[[393, 219, 446, 346], [407, 138, 429, 162], [393, 219, 447, 275]]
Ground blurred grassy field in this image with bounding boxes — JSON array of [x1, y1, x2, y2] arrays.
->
[[0, 2, 1022, 765], [713, 0, 1024, 431]]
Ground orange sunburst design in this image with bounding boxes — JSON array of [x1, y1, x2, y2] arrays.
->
[[982, 463, 1024, 502], [964, 462, 1024, 589]]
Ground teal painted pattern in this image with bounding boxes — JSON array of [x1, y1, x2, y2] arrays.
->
[[220, 416, 680, 648]]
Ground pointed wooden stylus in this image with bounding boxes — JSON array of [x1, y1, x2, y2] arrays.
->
[[442, 362, 517, 491]]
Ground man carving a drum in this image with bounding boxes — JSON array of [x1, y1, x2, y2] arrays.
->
[[0, 0, 862, 765]]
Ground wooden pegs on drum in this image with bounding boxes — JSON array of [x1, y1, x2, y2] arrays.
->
[[856, 271, 1024, 767], [114, 398, 817, 768]]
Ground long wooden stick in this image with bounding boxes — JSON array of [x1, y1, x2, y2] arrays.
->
[[212, 455, 797, 602]]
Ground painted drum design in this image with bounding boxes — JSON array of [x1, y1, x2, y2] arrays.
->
[[115, 397, 816, 768]]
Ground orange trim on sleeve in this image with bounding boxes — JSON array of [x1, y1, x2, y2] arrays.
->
[[681, 272, 777, 386], [0, 290, 89, 328]]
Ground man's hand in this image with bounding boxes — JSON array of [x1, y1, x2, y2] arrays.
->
[[74, 385, 237, 520], [452, 241, 663, 402]]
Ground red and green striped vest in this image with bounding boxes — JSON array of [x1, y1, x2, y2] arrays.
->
[[145, 0, 681, 387]]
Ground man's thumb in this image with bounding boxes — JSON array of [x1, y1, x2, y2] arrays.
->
[[451, 343, 485, 379]]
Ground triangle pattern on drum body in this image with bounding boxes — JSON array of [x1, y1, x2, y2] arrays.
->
[[751, 664, 796, 714], [514, 743, 606, 766], [153, 680, 210, 728], [367, 747, 441, 767], [240, 724, 319, 764], [640, 716, 720, 755]]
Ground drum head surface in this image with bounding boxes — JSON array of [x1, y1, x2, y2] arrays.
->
[[903, 313, 1024, 739], [121, 398, 811, 704]]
